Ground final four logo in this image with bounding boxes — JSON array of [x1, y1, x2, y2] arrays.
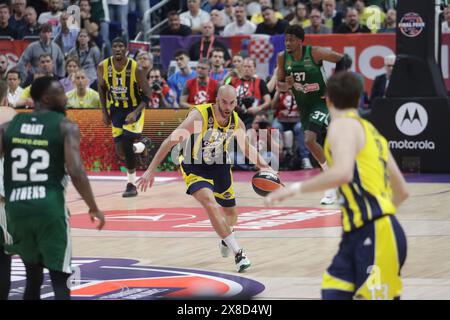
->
[[9, 258, 265, 300]]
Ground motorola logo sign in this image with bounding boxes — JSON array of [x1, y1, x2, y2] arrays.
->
[[395, 102, 428, 136], [390, 102, 435, 151]]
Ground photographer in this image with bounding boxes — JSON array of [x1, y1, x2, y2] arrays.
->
[[231, 112, 282, 171], [147, 67, 177, 108], [230, 57, 271, 128]]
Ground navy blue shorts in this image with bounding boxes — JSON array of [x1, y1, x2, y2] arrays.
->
[[322, 215, 407, 300], [110, 106, 144, 143], [180, 163, 236, 207]]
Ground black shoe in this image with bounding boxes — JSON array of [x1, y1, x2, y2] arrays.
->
[[122, 183, 138, 198]]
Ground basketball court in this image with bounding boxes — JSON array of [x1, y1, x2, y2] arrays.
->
[[7, 170, 450, 300]]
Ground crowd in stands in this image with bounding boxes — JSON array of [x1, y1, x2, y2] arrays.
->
[[0, 0, 449, 169]]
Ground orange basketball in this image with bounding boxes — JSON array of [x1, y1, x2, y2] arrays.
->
[[252, 171, 283, 197]]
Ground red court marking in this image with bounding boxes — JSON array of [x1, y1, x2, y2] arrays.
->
[[71, 207, 341, 231]]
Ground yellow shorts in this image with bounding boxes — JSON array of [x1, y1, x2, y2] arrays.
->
[[110, 106, 145, 142]]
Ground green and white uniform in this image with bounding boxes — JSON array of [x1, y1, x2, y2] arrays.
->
[[284, 45, 329, 133], [3, 111, 71, 273]]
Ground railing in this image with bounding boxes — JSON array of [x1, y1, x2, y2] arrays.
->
[[135, 0, 172, 42]]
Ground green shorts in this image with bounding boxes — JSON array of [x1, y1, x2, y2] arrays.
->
[[5, 210, 72, 273], [300, 99, 330, 134]]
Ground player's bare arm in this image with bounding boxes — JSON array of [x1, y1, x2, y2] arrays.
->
[[125, 66, 153, 124], [62, 119, 105, 230], [266, 118, 364, 204], [276, 52, 291, 92], [0, 122, 9, 158], [312, 47, 352, 71], [137, 109, 203, 192], [387, 149, 410, 207], [97, 62, 110, 126], [235, 118, 273, 172]]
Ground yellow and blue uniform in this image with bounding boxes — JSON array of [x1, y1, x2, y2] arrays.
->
[[102, 57, 144, 142], [321, 111, 407, 300], [180, 104, 239, 207]]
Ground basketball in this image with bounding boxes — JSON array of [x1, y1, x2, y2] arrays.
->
[[252, 171, 283, 197]]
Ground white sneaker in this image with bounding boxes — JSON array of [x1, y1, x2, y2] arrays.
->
[[301, 158, 313, 169], [320, 189, 336, 205], [235, 249, 251, 272], [220, 240, 230, 258]]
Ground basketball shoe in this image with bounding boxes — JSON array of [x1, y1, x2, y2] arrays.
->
[[220, 240, 230, 258], [122, 183, 138, 197], [320, 188, 336, 205], [235, 249, 251, 272], [301, 158, 313, 170]]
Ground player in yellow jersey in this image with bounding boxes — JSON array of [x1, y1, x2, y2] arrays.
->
[[97, 37, 153, 197], [137, 85, 276, 272], [266, 72, 409, 300]]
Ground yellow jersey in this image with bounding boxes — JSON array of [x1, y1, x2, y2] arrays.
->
[[183, 103, 239, 166], [102, 57, 142, 109], [325, 111, 396, 232]]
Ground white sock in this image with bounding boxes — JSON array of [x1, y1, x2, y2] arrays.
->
[[223, 232, 240, 255], [320, 162, 329, 171], [133, 142, 145, 154], [127, 172, 136, 185]]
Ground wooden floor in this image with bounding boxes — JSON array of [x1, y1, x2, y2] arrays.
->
[[63, 171, 450, 300]]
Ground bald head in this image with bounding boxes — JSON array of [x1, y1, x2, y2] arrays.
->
[[216, 85, 237, 118], [218, 85, 237, 99]]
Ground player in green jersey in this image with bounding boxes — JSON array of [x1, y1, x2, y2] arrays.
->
[[0, 76, 105, 300], [276, 24, 351, 205], [0, 79, 16, 300]]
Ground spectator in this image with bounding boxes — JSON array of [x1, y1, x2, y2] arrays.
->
[[87, 0, 111, 57], [443, 6, 450, 34], [180, 0, 211, 35], [180, 58, 218, 109], [279, 0, 297, 20], [322, 0, 344, 32], [221, 0, 236, 25], [59, 56, 79, 92], [66, 70, 100, 108], [305, 8, 332, 34], [6, 69, 23, 108], [232, 113, 282, 170], [18, 6, 40, 39], [224, 53, 244, 84], [251, 0, 284, 25], [136, 51, 153, 77], [335, 7, 371, 33], [108, 0, 129, 43], [86, 21, 106, 56], [202, 0, 224, 13], [289, 2, 311, 28], [210, 9, 225, 35], [355, 0, 385, 33], [160, 11, 192, 36], [271, 88, 312, 169], [223, 2, 256, 36], [255, 6, 289, 35], [189, 21, 231, 63], [230, 57, 271, 128], [22, 53, 56, 87], [167, 49, 197, 104], [54, 12, 80, 56], [147, 67, 177, 108], [129, 0, 149, 17], [379, 8, 396, 33], [308, 0, 323, 12], [17, 23, 65, 85], [67, 29, 101, 88], [37, 0, 63, 36], [0, 4, 19, 39], [370, 54, 396, 108], [16, 71, 57, 109], [9, 0, 27, 31], [0, 54, 7, 80], [209, 47, 229, 83]]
